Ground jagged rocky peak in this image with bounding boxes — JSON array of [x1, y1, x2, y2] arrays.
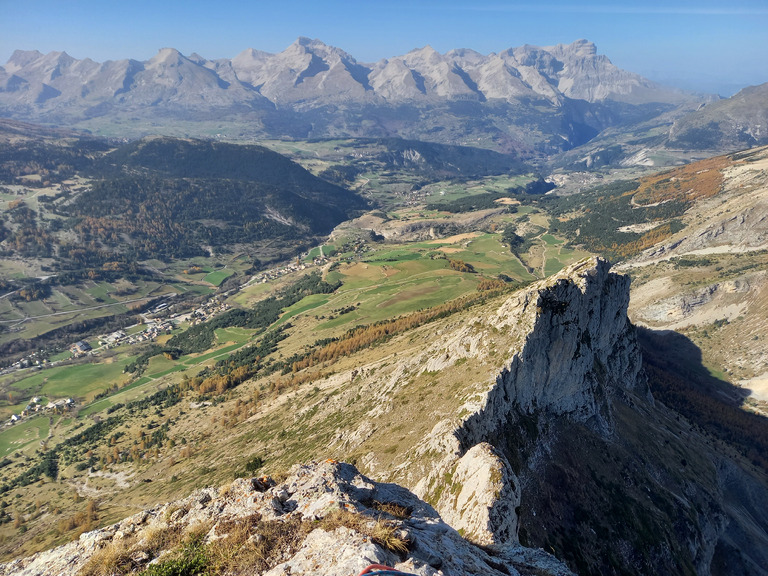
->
[[147, 47, 186, 67], [291, 36, 358, 62], [505, 44, 562, 72], [463, 256, 643, 440], [275, 36, 365, 81], [4, 50, 78, 82], [444, 47, 486, 66], [402, 45, 444, 66], [406, 257, 646, 545], [2, 460, 572, 576], [546, 38, 598, 58], [230, 47, 274, 80], [4, 50, 48, 73], [491, 256, 643, 423], [232, 46, 273, 63]]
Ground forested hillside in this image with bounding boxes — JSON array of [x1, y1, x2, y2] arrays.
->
[[3, 134, 367, 264]]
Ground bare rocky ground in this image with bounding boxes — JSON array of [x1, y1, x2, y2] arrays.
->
[[622, 146, 768, 411], [1, 460, 571, 576]]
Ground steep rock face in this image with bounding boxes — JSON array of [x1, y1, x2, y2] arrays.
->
[[435, 443, 521, 547], [0, 461, 572, 576], [402, 257, 768, 575], [413, 257, 645, 542], [478, 257, 643, 433]]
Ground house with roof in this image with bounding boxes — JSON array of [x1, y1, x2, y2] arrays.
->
[[70, 340, 92, 356]]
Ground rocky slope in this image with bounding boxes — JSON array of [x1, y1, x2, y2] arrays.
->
[[548, 84, 768, 170], [1, 460, 572, 576], [622, 146, 768, 408], [3, 258, 767, 575], [667, 83, 768, 151]]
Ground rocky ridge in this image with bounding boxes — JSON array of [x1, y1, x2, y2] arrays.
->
[[1, 460, 572, 576], [623, 146, 768, 398], [403, 258, 646, 543], [3, 257, 768, 574], [634, 146, 768, 262]]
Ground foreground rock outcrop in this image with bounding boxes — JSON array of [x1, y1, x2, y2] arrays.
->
[[1, 460, 571, 576], [400, 257, 768, 574], [412, 258, 645, 543]]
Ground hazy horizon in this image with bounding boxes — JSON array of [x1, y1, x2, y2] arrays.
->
[[2, 0, 767, 97]]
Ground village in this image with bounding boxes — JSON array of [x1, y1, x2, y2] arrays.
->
[[0, 239, 370, 430], [69, 294, 233, 356], [5, 396, 75, 426], [244, 253, 327, 287], [243, 238, 370, 287], [1, 295, 235, 428]]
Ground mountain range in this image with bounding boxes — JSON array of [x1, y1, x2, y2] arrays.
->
[[0, 38, 732, 159], [0, 38, 690, 110]]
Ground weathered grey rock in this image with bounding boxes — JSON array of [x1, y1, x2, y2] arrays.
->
[[263, 527, 395, 576], [0, 460, 572, 576], [436, 443, 520, 546], [481, 256, 645, 431], [414, 257, 646, 545]]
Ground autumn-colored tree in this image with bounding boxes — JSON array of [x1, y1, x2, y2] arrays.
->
[[448, 259, 476, 273]]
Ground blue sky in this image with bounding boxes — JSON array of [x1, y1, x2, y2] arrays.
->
[[1, 0, 766, 96]]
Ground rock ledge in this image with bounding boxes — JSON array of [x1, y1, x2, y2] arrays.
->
[[1, 460, 571, 576]]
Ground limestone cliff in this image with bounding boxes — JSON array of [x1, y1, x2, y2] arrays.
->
[[402, 257, 768, 575], [410, 257, 646, 543]]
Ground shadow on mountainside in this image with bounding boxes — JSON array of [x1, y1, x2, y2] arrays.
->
[[637, 326, 768, 473]]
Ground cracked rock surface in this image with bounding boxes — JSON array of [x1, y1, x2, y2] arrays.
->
[[1, 460, 572, 576]]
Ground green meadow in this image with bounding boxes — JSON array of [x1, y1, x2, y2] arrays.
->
[[0, 164, 589, 433], [0, 358, 133, 417], [203, 269, 235, 287], [0, 416, 52, 457]]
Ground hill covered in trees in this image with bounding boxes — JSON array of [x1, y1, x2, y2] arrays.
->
[[2, 133, 368, 266], [56, 137, 368, 260]]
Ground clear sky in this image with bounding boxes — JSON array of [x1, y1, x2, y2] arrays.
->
[[1, 0, 766, 96]]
